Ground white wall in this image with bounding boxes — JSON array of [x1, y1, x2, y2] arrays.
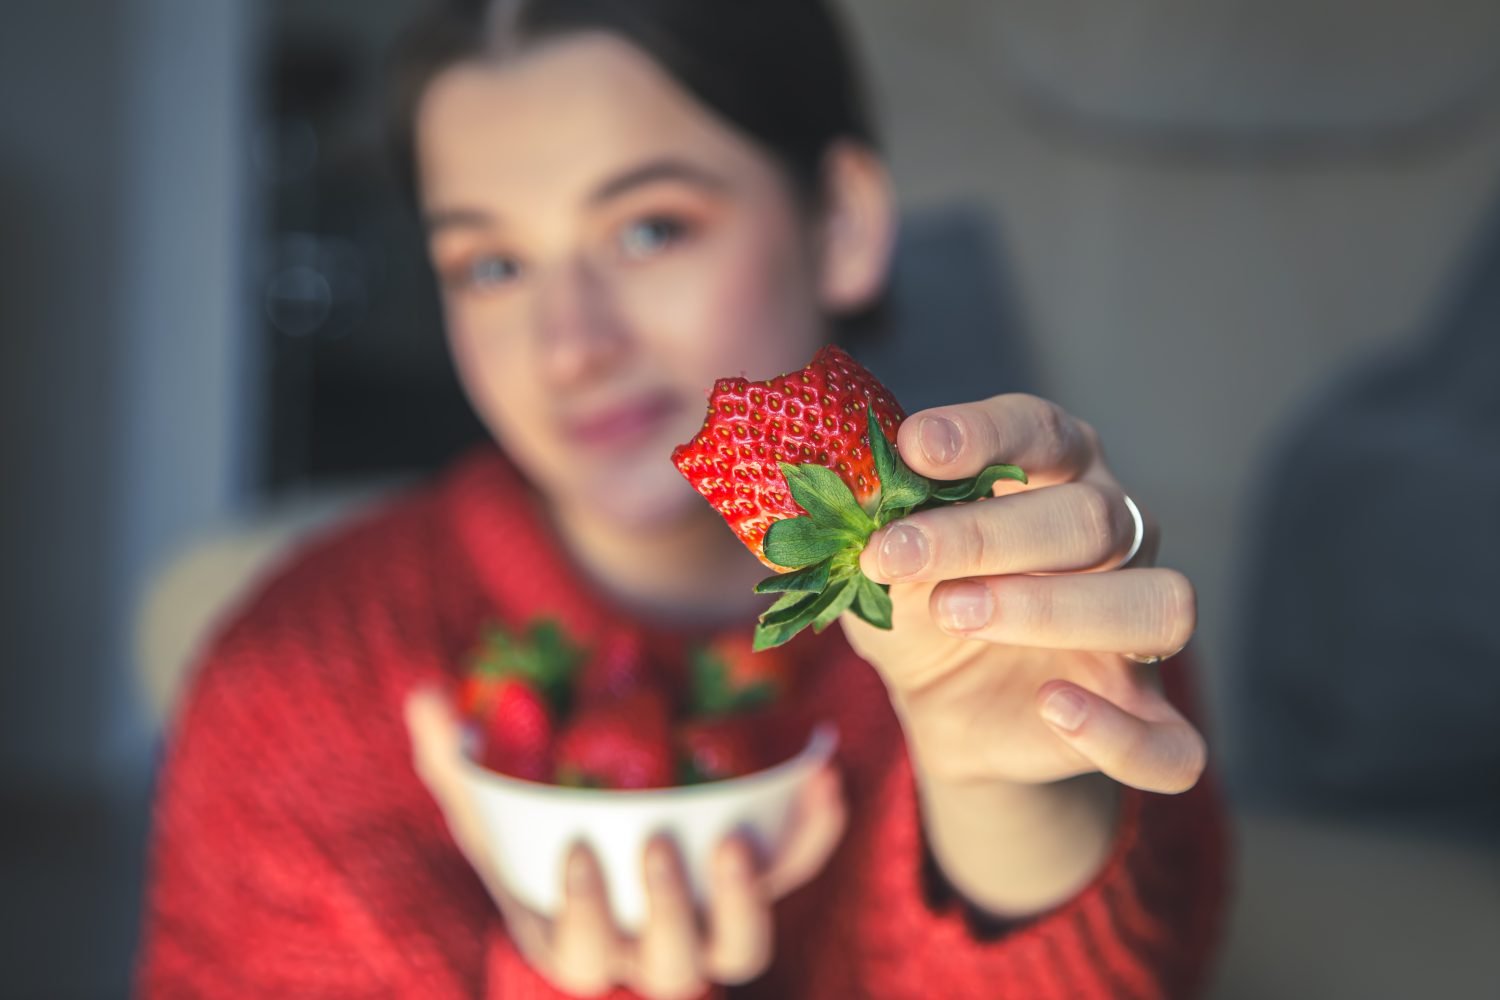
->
[[842, 0, 1500, 736]]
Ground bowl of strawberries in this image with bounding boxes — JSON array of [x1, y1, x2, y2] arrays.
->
[[454, 619, 835, 930]]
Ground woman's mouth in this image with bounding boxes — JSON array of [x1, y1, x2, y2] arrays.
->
[[562, 393, 683, 450]]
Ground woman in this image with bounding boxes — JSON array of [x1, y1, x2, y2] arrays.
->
[[138, 1, 1226, 997]]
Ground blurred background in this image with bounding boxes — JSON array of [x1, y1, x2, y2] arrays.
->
[[3, 0, 1497, 996]]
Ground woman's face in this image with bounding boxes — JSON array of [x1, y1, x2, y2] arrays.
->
[[417, 34, 834, 531]]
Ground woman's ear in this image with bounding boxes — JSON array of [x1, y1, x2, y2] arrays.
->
[[816, 141, 898, 314]]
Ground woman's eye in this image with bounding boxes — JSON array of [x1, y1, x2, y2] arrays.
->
[[619, 216, 689, 261], [453, 254, 521, 292]]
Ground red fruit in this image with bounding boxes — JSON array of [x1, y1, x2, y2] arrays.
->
[[554, 690, 675, 790], [673, 346, 1026, 650], [478, 677, 554, 782], [677, 716, 766, 782], [692, 632, 793, 715], [671, 345, 905, 568], [462, 618, 585, 720], [575, 629, 653, 705]]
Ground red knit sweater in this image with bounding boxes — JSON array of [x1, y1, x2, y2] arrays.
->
[[138, 448, 1229, 999]]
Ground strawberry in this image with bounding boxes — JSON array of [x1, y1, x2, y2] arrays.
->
[[691, 631, 793, 715], [463, 618, 584, 720], [554, 690, 675, 790], [677, 715, 766, 783], [671, 345, 905, 566], [478, 677, 554, 782], [574, 629, 654, 706], [673, 346, 1027, 649]]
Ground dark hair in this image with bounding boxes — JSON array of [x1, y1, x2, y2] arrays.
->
[[387, 0, 878, 209]]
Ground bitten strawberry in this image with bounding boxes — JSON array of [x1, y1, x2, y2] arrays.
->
[[554, 690, 675, 790], [673, 346, 1027, 649], [478, 677, 554, 782], [671, 345, 904, 566]]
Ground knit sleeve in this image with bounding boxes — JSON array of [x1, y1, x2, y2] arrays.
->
[[135, 602, 509, 997], [813, 659, 1229, 1000]]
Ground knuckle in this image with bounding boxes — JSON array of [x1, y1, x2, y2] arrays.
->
[[1011, 577, 1055, 633], [957, 508, 997, 574], [1031, 396, 1074, 462], [1072, 482, 1122, 564]]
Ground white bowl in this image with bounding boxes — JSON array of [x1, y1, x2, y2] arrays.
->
[[456, 724, 837, 931]]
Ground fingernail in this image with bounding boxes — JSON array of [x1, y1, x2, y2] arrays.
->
[[936, 581, 993, 632], [1041, 688, 1088, 732], [567, 848, 594, 893], [878, 523, 929, 579], [648, 844, 674, 885], [721, 842, 750, 879], [919, 416, 962, 467]]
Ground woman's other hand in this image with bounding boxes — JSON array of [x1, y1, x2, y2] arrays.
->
[[404, 688, 846, 999]]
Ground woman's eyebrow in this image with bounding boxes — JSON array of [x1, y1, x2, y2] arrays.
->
[[589, 158, 730, 205], [424, 207, 498, 236]]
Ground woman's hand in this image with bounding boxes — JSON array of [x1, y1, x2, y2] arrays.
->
[[404, 689, 846, 999], [839, 394, 1205, 917], [846, 393, 1205, 794]]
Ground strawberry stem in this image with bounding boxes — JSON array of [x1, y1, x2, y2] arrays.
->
[[750, 408, 1028, 651]]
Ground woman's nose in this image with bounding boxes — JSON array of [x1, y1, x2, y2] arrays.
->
[[531, 258, 628, 385]]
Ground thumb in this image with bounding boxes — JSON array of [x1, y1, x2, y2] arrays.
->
[[1034, 681, 1207, 795], [405, 686, 493, 867]]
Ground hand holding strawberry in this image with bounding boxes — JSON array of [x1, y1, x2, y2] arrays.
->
[[672, 346, 1025, 650], [674, 347, 1209, 917]]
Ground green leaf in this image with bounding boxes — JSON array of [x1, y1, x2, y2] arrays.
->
[[779, 462, 875, 534], [867, 409, 930, 522], [851, 574, 894, 630], [930, 464, 1028, 504], [753, 582, 848, 650], [811, 577, 860, 633], [763, 516, 860, 569], [754, 559, 833, 594], [759, 589, 820, 627]]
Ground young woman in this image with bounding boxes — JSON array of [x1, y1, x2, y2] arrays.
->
[[138, 2, 1226, 997]]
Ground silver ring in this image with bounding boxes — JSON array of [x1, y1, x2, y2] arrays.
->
[[1119, 494, 1145, 569]]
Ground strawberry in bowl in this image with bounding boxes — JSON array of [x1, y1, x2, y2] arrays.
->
[[454, 620, 832, 930]]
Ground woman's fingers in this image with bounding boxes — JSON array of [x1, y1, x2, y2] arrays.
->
[[861, 482, 1141, 584], [704, 838, 773, 985], [632, 839, 708, 1000], [896, 394, 1094, 486], [763, 764, 847, 899], [1035, 681, 1207, 794], [928, 569, 1196, 658], [550, 845, 623, 997], [404, 688, 493, 874]]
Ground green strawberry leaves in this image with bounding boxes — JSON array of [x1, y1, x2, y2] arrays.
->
[[754, 559, 831, 594], [750, 401, 1031, 651], [779, 462, 877, 536], [929, 463, 1028, 504], [868, 409, 930, 519], [763, 516, 858, 568], [691, 647, 776, 716], [471, 618, 585, 713]]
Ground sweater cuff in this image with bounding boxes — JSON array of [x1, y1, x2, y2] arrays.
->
[[837, 750, 1179, 1000]]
